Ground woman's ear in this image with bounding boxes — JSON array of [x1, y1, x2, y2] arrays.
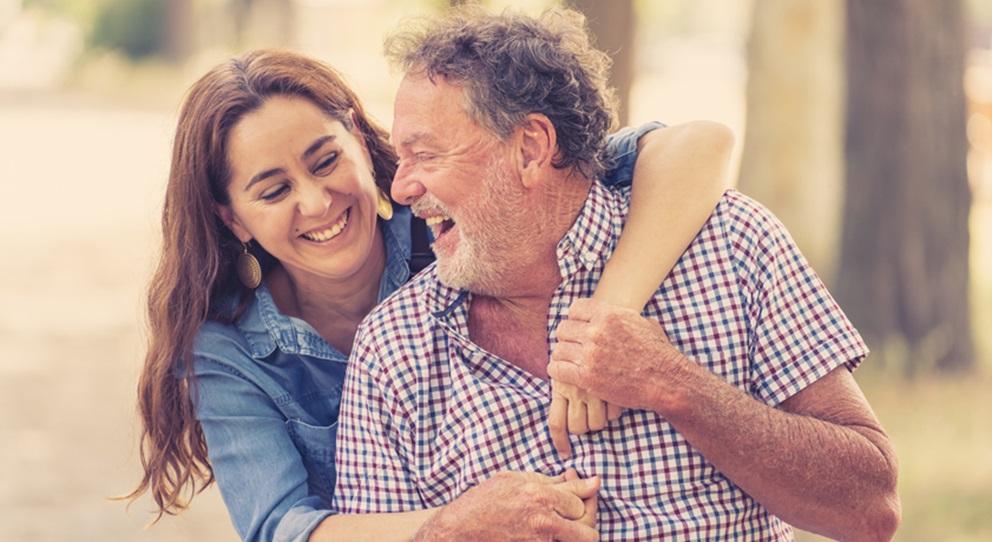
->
[[216, 204, 252, 244], [516, 113, 557, 189]]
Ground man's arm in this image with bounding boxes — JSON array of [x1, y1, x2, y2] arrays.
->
[[548, 197, 900, 541], [549, 305, 900, 541]]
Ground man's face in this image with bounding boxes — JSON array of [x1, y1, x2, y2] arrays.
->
[[391, 74, 534, 293]]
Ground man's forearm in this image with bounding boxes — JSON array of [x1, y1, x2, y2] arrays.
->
[[651, 361, 900, 541]]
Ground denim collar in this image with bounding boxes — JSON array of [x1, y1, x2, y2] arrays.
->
[[236, 206, 414, 362]]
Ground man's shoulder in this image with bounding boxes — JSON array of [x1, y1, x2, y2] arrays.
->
[[364, 264, 437, 328], [355, 264, 440, 363], [708, 189, 797, 264]]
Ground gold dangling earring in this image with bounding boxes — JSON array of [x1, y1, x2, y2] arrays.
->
[[376, 187, 394, 221], [236, 242, 262, 289]]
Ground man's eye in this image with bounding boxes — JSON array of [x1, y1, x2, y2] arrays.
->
[[315, 152, 339, 173], [260, 184, 289, 201]]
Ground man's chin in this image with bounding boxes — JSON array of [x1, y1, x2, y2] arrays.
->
[[436, 258, 498, 295], [435, 260, 472, 291]]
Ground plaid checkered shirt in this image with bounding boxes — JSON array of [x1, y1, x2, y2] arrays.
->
[[334, 183, 869, 541]]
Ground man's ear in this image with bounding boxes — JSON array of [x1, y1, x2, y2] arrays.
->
[[216, 204, 253, 244], [515, 113, 557, 189]]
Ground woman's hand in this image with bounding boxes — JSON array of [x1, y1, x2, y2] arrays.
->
[[548, 380, 622, 459]]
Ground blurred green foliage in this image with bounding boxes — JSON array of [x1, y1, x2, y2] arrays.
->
[[87, 0, 166, 59], [26, 0, 167, 59]]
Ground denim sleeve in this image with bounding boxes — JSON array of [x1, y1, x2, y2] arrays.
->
[[193, 356, 333, 542], [600, 121, 666, 188]]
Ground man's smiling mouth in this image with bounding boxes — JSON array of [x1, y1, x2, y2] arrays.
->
[[423, 214, 456, 237]]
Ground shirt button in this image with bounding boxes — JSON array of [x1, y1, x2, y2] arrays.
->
[[582, 250, 597, 264]]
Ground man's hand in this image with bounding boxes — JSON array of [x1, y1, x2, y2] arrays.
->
[[416, 470, 600, 541], [548, 298, 686, 412]]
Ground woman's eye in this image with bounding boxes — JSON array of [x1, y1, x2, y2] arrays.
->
[[260, 184, 289, 201], [314, 152, 339, 173]]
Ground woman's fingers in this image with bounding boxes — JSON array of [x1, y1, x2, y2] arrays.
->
[[607, 402, 623, 421], [567, 395, 589, 435], [585, 396, 607, 431], [548, 388, 572, 459]]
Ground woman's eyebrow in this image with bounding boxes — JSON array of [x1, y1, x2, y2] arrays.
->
[[245, 168, 285, 191], [303, 134, 338, 160]]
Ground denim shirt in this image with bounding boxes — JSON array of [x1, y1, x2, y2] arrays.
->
[[190, 123, 660, 542]]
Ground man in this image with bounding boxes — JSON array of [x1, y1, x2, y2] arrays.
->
[[334, 7, 900, 541]]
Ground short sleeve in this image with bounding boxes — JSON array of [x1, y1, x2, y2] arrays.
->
[[333, 326, 422, 513], [601, 121, 666, 188], [723, 194, 870, 406]]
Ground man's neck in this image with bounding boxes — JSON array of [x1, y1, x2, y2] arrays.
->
[[467, 171, 593, 377]]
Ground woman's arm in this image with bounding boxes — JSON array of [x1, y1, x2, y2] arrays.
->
[[549, 121, 735, 458], [309, 509, 438, 542], [598, 120, 734, 307]]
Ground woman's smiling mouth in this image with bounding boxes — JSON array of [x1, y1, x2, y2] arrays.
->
[[300, 208, 350, 243]]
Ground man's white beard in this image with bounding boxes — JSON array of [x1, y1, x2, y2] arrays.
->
[[433, 160, 535, 296]]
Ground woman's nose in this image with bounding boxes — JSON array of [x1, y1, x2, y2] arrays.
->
[[297, 182, 334, 217]]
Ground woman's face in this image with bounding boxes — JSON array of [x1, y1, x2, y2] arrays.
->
[[220, 95, 382, 282]]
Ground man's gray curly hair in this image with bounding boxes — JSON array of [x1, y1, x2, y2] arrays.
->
[[384, 6, 619, 179]]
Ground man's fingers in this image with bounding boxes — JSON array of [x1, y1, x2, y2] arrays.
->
[[554, 475, 600, 500], [585, 396, 607, 431], [556, 319, 587, 343], [514, 471, 562, 484], [548, 360, 581, 385], [551, 340, 583, 364], [607, 402, 623, 421], [568, 396, 589, 435], [548, 391, 572, 459], [565, 297, 598, 323], [547, 484, 587, 520], [580, 492, 598, 530], [547, 515, 599, 542]]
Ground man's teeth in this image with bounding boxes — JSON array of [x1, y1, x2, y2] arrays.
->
[[302, 211, 348, 242], [425, 215, 450, 226]]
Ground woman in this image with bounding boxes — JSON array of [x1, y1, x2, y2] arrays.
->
[[126, 50, 733, 541]]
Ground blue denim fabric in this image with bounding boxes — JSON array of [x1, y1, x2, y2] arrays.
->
[[191, 207, 412, 542], [189, 125, 659, 542], [604, 121, 666, 186]]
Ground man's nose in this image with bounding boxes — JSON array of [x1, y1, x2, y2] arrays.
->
[[391, 164, 427, 205], [297, 181, 334, 217]]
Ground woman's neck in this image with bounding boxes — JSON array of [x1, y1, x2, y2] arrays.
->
[[268, 226, 387, 353]]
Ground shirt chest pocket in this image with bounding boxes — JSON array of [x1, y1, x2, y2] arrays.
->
[[286, 419, 338, 505]]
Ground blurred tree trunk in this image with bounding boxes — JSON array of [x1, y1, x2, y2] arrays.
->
[[839, 0, 973, 373], [164, 0, 193, 62], [566, 0, 634, 126], [738, 0, 844, 278]]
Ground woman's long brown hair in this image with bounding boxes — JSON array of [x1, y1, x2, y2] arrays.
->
[[125, 50, 397, 520]]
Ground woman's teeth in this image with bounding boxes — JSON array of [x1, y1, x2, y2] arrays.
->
[[301, 210, 349, 242]]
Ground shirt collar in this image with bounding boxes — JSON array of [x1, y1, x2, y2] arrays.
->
[[428, 181, 624, 319]]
